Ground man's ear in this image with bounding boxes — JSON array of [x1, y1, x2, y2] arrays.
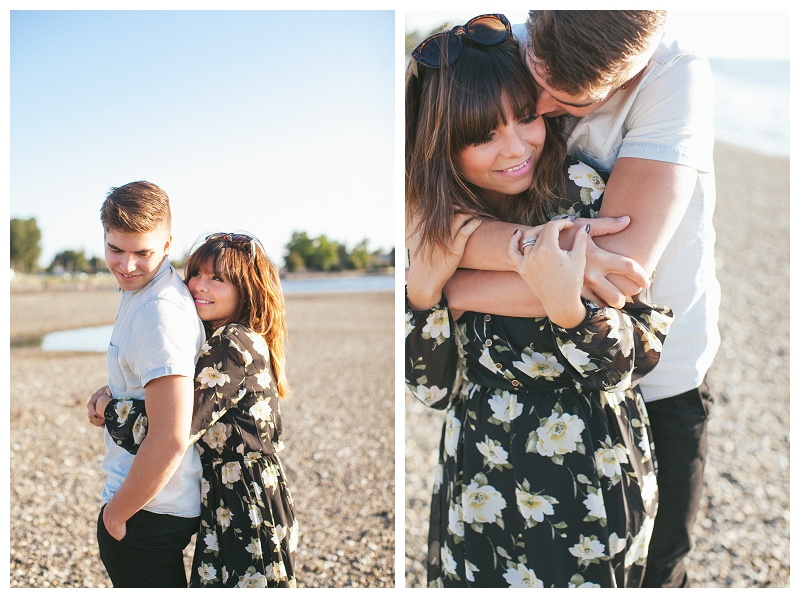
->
[[164, 234, 173, 257]]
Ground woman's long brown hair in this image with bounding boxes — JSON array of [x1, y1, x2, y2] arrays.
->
[[406, 33, 567, 257], [185, 235, 290, 399]]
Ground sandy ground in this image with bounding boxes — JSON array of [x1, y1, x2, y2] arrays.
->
[[9, 291, 394, 588], [404, 142, 791, 587]]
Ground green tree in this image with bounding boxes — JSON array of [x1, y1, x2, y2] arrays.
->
[[10, 218, 42, 273], [284, 231, 343, 272], [347, 239, 372, 270], [49, 249, 89, 273], [284, 231, 314, 273], [306, 235, 341, 272]]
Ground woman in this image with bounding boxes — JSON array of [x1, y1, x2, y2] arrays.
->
[[405, 15, 671, 587], [94, 233, 297, 588]]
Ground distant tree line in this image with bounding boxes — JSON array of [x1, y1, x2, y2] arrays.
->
[[11, 219, 394, 275], [10, 218, 42, 273], [283, 231, 394, 273]]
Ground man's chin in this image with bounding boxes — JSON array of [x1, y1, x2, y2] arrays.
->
[[115, 274, 144, 290]]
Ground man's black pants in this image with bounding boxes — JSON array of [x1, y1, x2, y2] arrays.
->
[[97, 506, 199, 588], [642, 380, 714, 588]]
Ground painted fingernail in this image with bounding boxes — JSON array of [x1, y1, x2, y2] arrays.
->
[[514, 229, 519, 234], [585, 224, 591, 233]]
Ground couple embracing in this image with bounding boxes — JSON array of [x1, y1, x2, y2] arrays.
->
[[87, 181, 297, 587], [405, 10, 717, 588]]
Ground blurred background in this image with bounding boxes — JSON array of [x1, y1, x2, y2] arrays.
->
[[403, 9, 791, 589]]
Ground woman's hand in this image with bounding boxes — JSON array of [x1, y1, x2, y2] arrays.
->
[[87, 385, 111, 427], [406, 213, 482, 311], [509, 219, 589, 329]]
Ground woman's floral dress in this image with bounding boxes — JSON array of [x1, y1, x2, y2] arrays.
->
[[405, 159, 673, 588], [104, 322, 297, 588]]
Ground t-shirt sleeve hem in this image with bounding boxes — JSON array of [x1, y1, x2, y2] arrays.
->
[[141, 365, 196, 388], [618, 141, 713, 173]]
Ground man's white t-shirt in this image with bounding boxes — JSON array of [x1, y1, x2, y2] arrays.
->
[[519, 27, 721, 401]]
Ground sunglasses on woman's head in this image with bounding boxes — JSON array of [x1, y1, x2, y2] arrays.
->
[[205, 232, 256, 258], [411, 14, 511, 69]]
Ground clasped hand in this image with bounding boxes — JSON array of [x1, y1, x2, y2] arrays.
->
[[562, 216, 649, 308], [509, 219, 589, 329], [87, 385, 111, 427], [406, 212, 484, 311]]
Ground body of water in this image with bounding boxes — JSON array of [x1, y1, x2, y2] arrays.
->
[[709, 58, 789, 158], [36, 274, 395, 352], [281, 274, 394, 295]]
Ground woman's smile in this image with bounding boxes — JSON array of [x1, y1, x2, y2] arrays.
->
[[454, 97, 545, 200], [497, 156, 533, 176]]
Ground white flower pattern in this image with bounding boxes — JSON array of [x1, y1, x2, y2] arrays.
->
[[100, 323, 296, 587], [404, 158, 671, 587]]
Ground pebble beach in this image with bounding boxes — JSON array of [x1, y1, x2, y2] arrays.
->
[[404, 142, 790, 588], [9, 290, 394, 588]]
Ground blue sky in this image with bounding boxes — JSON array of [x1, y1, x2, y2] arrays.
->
[[10, 10, 395, 268]]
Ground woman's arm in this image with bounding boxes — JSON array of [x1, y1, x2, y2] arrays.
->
[[99, 326, 260, 453], [405, 293, 464, 411], [406, 213, 482, 311], [444, 269, 546, 318], [508, 221, 672, 391], [405, 214, 485, 410], [549, 295, 673, 392], [101, 397, 148, 454], [457, 216, 650, 310]]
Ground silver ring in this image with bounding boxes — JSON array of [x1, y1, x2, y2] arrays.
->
[[521, 237, 537, 249]]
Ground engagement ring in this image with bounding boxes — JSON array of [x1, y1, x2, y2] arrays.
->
[[521, 237, 537, 248]]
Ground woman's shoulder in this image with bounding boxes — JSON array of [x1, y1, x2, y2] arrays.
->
[[562, 156, 609, 185], [550, 157, 608, 217], [214, 322, 270, 358]]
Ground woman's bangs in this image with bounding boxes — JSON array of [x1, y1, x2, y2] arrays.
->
[[451, 85, 505, 149], [187, 241, 234, 282], [450, 44, 539, 150]]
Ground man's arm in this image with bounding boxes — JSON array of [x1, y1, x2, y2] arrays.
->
[[101, 374, 194, 540], [444, 269, 546, 318], [451, 215, 649, 310], [594, 157, 697, 282]]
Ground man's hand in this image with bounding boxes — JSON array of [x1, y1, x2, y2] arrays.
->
[[582, 237, 649, 307], [87, 385, 111, 426], [555, 216, 649, 308], [101, 375, 194, 532], [103, 507, 127, 541]]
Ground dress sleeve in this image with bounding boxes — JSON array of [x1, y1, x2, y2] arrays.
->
[[101, 326, 259, 452], [103, 398, 148, 455], [549, 295, 673, 392], [188, 325, 253, 443], [405, 289, 466, 410]]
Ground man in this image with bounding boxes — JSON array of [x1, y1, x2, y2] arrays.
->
[[86, 181, 206, 587], [450, 10, 719, 587]]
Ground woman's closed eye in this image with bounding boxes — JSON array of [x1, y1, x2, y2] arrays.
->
[[472, 132, 495, 147], [520, 114, 540, 125]]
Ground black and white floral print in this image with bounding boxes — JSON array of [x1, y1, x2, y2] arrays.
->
[[105, 322, 297, 588], [405, 158, 673, 588]]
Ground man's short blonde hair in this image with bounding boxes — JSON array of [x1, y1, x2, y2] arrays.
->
[[526, 10, 667, 100], [100, 181, 171, 233]]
